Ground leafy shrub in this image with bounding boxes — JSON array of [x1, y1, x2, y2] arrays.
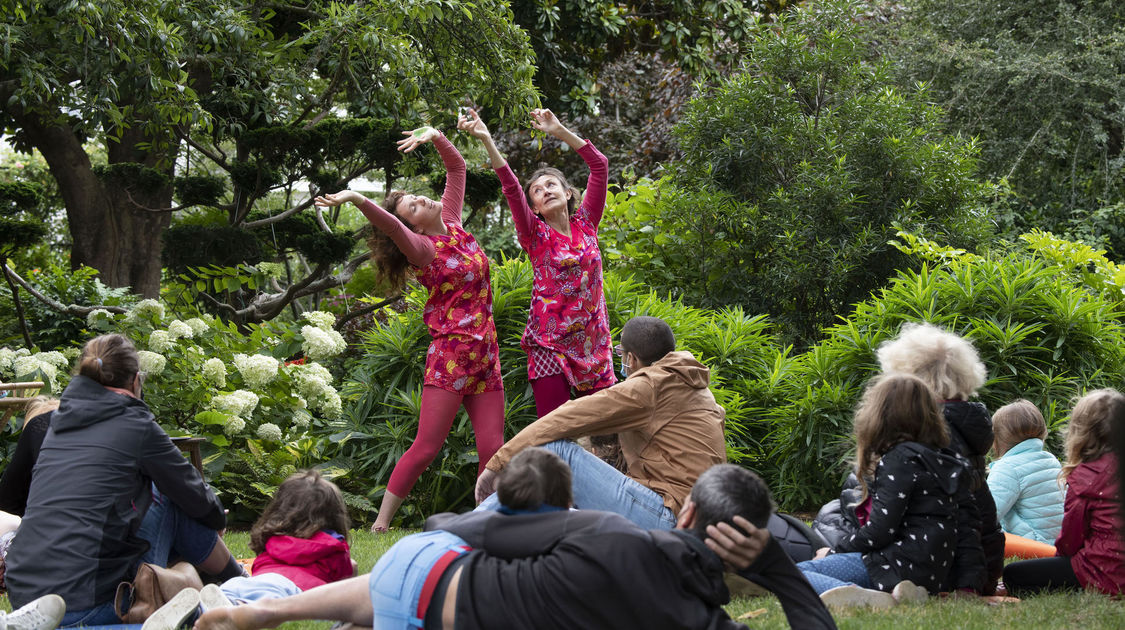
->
[[0, 265, 137, 348], [603, 0, 992, 346]]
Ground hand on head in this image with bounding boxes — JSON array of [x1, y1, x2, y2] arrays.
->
[[703, 515, 771, 572], [457, 109, 491, 140], [397, 126, 438, 153]]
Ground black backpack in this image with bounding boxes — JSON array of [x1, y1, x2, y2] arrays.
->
[[767, 512, 830, 563]]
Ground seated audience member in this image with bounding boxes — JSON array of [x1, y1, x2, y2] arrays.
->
[[0, 396, 59, 517], [195, 459, 838, 630], [144, 470, 355, 630], [5, 334, 242, 627], [475, 315, 726, 530], [1004, 389, 1125, 596], [798, 374, 986, 609], [874, 322, 1005, 593], [987, 399, 1064, 558]]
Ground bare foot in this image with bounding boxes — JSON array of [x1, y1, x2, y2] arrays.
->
[[195, 605, 277, 630]]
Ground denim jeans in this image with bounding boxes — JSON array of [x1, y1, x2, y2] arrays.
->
[[368, 530, 470, 629], [477, 439, 676, 530], [60, 485, 220, 628], [796, 552, 871, 594]]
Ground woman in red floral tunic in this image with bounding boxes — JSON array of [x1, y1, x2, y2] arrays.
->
[[459, 108, 616, 417], [315, 126, 504, 532]]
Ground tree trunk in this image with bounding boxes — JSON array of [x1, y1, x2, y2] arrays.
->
[[18, 114, 174, 297]]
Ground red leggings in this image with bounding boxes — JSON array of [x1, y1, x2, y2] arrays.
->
[[386, 386, 505, 497], [531, 373, 609, 418]]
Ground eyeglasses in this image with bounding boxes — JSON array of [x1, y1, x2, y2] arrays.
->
[[613, 344, 624, 357]]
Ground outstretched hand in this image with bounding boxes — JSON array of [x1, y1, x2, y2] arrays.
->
[[704, 515, 771, 571], [475, 467, 498, 504], [530, 108, 565, 136], [457, 109, 492, 141], [397, 126, 439, 153], [314, 191, 359, 208]]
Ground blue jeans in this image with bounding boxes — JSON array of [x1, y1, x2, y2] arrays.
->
[[368, 531, 469, 629], [796, 552, 871, 594], [222, 573, 301, 604], [60, 485, 220, 628], [477, 439, 676, 530]]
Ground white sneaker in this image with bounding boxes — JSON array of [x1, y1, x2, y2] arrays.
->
[[5, 593, 66, 630], [142, 587, 200, 630], [892, 579, 929, 604], [199, 584, 234, 611], [820, 584, 897, 609]]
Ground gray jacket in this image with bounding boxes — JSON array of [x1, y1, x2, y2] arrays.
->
[[6, 376, 225, 610]]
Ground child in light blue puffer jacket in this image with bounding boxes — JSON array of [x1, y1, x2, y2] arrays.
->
[[987, 400, 1064, 545]]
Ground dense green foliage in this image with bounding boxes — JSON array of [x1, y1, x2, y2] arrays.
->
[[601, 1, 992, 346], [884, 0, 1125, 255]]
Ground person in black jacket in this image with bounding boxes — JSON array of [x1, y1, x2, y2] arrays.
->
[[797, 374, 987, 608], [195, 460, 838, 630], [0, 396, 59, 518], [5, 334, 244, 627]]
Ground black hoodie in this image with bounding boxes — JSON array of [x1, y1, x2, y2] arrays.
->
[[6, 376, 225, 610], [426, 509, 836, 630], [834, 441, 987, 593], [941, 401, 1004, 590]]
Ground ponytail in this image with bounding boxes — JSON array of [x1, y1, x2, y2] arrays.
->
[[77, 334, 139, 389]]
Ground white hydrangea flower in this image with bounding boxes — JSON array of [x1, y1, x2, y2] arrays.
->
[[302, 311, 336, 331], [291, 362, 335, 400], [291, 409, 311, 428], [256, 422, 283, 441], [232, 353, 279, 390], [300, 325, 347, 362], [137, 350, 167, 374], [256, 261, 285, 277], [148, 330, 173, 353], [60, 347, 81, 360], [125, 299, 165, 323], [319, 390, 343, 419], [13, 356, 57, 389], [33, 351, 68, 369], [223, 416, 247, 435], [210, 389, 259, 418], [0, 348, 16, 373], [185, 318, 209, 336], [167, 319, 194, 340], [86, 309, 114, 327], [202, 358, 226, 388], [293, 395, 307, 409]]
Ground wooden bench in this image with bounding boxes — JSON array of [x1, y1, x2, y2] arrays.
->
[[0, 381, 44, 425]]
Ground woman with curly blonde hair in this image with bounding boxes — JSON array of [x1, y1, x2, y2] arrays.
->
[[875, 322, 1004, 594]]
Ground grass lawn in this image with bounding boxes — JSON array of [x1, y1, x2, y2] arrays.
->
[[5, 529, 1123, 629]]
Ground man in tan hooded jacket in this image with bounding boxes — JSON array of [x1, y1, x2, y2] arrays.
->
[[475, 316, 727, 529]]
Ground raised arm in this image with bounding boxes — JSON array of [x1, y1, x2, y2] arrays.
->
[[432, 132, 466, 227], [315, 190, 435, 268], [458, 109, 537, 244], [532, 109, 609, 225]]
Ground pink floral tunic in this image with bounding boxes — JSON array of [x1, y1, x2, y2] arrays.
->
[[357, 132, 502, 395], [414, 224, 502, 394], [496, 142, 616, 392]]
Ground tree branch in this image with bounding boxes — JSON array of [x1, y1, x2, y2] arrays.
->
[[2, 265, 127, 316], [335, 295, 400, 330], [239, 198, 314, 228], [176, 131, 230, 170], [233, 253, 369, 323]]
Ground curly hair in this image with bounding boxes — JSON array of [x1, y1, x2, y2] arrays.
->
[[523, 167, 580, 217], [365, 190, 416, 293], [876, 322, 987, 400], [853, 373, 950, 500], [1061, 389, 1125, 481], [249, 469, 350, 555]]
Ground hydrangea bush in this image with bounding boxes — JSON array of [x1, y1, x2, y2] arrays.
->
[[1, 304, 365, 522]]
